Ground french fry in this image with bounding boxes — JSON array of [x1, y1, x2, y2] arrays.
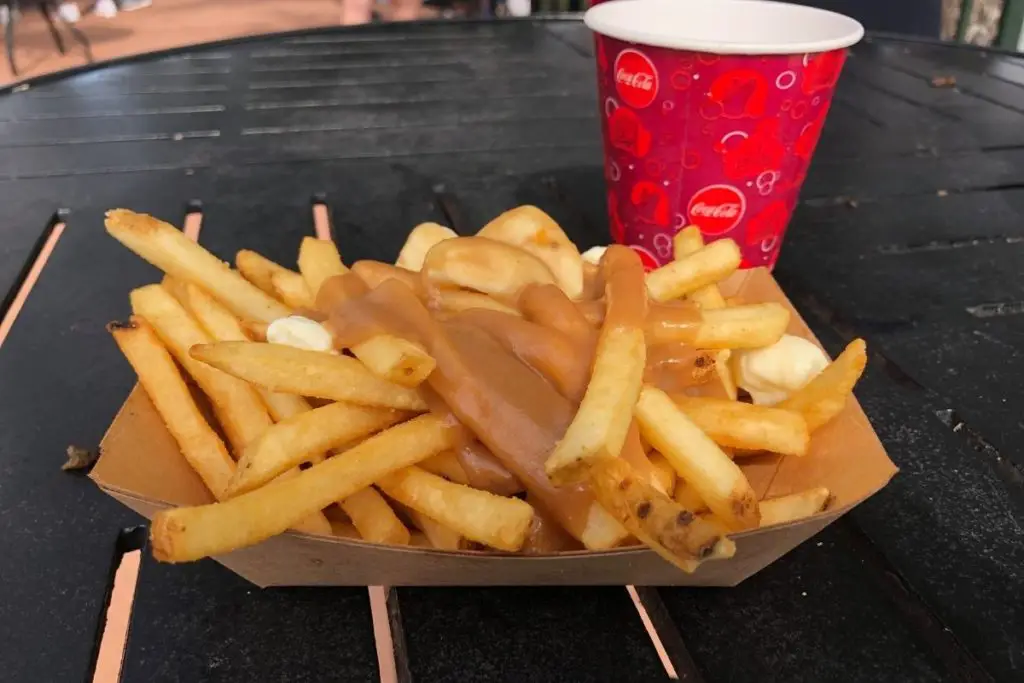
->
[[545, 246, 646, 484], [350, 334, 436, 388], [422, 236, 556, 303], [165, 277, 315, 423], [150, 414, 455, 562], [477, 205, 585, 299], [419, 450, 470, 485], [432, 290, 522, 317], [271, 270, 315, 310], [377, 466, 535, 551], [109, 319, 331, 535], [236, 249, 296, 301], [190, 341, 427, 412], [396, 222, 458, 271], [647, 303, 790, 349], [648, 451, 677, 497], [635, 386, 760, 530], [105, 210, 289, 323], [130, 284, 273, 453], [673, 228, 737, 400], [228, 401, 408, 496], [778, 339, 868, 432], [403, 506, 465, 550], [646, 239, 741, 303], [269, 467, 333, 536], [673, 480, 710, 515], [543, 328, 644, 482], [242, 320, 269, 342], [298, 236, 347, 300], [340, 487, 411, 545], [672, 227, 729, 309], [588, 458, 735, 573], [108, 319, 236, 499], [671, 396, 809, 456], [759, 487, 832, 527]]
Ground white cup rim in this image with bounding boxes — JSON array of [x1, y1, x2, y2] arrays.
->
[[584, 0, 865, 55]]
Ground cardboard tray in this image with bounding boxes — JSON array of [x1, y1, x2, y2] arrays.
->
[[90, 268, 897, 586]]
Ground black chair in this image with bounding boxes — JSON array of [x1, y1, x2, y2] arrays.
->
[[2, 0, 93, 77]]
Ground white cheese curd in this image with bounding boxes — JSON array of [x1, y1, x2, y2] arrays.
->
[[581, 245, 608, 265], [732, 334, 829, 405], [266, 316, 334, 353]]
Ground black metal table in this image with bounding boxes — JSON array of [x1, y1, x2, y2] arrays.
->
[[0, 18, 1021, 683]]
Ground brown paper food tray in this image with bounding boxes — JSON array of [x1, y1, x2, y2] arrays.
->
[[90, 268, 897, 586]]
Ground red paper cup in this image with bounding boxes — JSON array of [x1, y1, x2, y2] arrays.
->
[[585, 0, 863, 269]]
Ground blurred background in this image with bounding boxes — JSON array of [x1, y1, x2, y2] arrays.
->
[[0, 0, 1017, 86]]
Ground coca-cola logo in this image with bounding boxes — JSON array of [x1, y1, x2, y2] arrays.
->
[[614, 49, 658, 109], [687, 184, 746, 235]]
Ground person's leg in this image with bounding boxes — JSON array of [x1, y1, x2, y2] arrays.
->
[[340, 0, 373, 24], [391, 0, 424, 20]]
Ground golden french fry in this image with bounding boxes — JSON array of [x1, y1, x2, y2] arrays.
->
[[271, 270, 315, 310], [713, 349, 738, 401], [647, 302, 790, 349], [150, 414, 455, 562], [419, 450, 470, 485], [350, 334, 436, 388], [646, 239, 741, 303], [672, 227, 729, 309], [588, 458, 735, 573], [671, 396, 809, 456], [635, 386, 760, 531], [108, 318, 236, 499], [477, 206, 584, 299], [269, 467, 333, 535], [298, 236, 347, 300], [403, 505, 464, 550], [190, 341, 427, 412], [545, 246, 646, 484], [432, 290, 522, 317], [396, 222, 458, 271], [236, 249, 296, 301], [340, 487, 411, 545], [130, 285, 273, 453], [422, 236, 556, 303], [242, 319, 269, 342], [166, 277, 315, 423], [228, 401, 407, 496], [672, 228, 737, 399], [105, 210, 289, 323], [648, 451, 677, 497], [759, 487, 832, 527], [778, 339, 868, 432], [543, 329, 643, 484], [109, 319, 330, 535], [377, 466, 534, 551], [331, 520, 362, 539], [673, 480, 710, 515]]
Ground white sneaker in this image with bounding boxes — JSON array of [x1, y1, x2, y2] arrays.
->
[[94, 0, 118, 17], [58, 2, 82, 22]]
